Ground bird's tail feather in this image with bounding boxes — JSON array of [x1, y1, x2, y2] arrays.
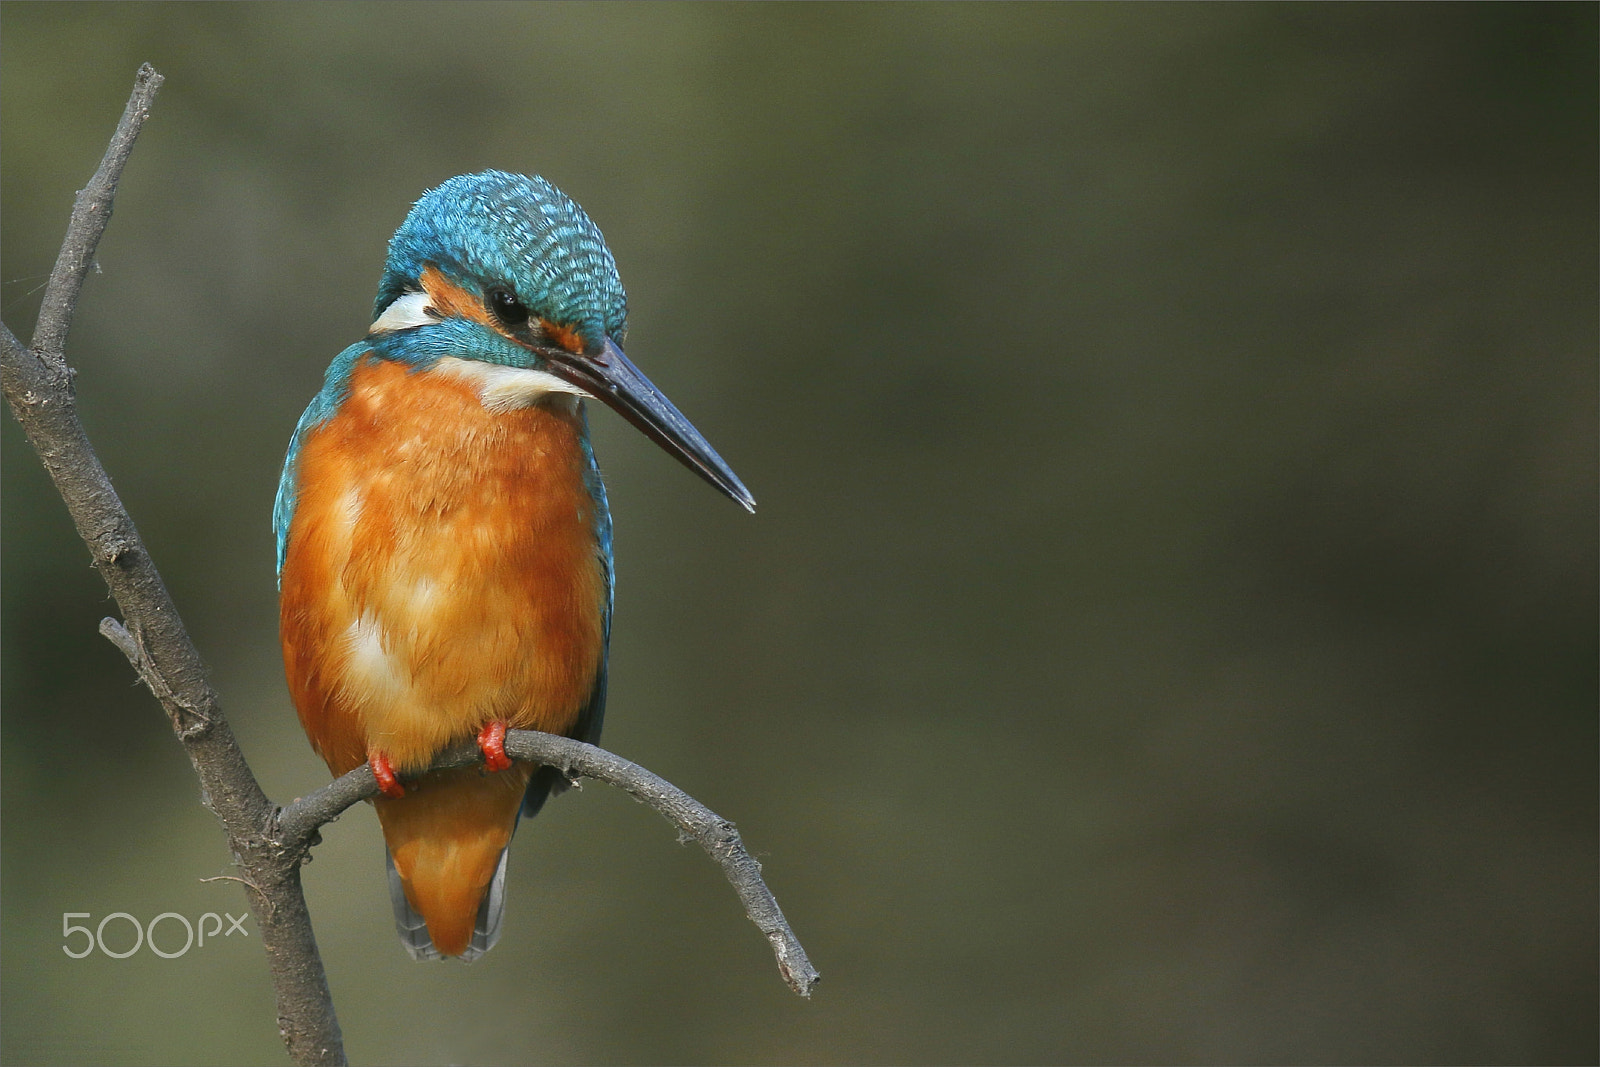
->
[[375, 762, 529, 961], [387, 844, 509, 962]]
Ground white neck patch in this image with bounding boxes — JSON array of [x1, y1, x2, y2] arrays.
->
[[369, 292, 439, 333], [432, 357, 591, 413]]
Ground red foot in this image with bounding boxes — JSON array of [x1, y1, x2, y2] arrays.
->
[[477, 721, 513, 773], [369, 751, 406, 798]]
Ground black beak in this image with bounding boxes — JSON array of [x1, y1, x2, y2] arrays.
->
[[545, 337, 755, 512]]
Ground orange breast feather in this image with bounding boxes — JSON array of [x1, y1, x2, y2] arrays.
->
[[281, 352, 606, 773], [279, 354, 605, 956]]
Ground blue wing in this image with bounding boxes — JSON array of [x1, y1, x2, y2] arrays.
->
[[273, 343, 368, 581], [522, 410, 613, 817]]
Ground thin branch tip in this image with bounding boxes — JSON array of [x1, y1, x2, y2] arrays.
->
[[28, 62, 165, 362], [99, 613, 133, 640]]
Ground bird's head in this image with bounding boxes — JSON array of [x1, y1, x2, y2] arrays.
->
[[368, 170, 753, 512]]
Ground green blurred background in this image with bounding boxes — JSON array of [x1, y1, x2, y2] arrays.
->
[[3, 4, 1595, 1064]]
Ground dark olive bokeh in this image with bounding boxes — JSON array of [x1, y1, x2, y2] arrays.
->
[[3, 4, 1595, 1065]]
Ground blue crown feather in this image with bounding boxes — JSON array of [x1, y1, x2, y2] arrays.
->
[[376, 170, 628, 348]]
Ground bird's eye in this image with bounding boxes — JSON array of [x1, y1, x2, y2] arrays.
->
[[485, 286, 530, 327]]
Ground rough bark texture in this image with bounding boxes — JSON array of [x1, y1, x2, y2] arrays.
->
[[3, 66, 348, 1067]]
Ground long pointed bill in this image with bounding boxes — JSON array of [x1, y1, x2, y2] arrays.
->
[[547, 337, 755, 512]]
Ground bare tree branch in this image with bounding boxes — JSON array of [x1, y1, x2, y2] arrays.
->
[[5, 64, 817, 1065], [30, 64, 163, 366], [2, 66, 347, 1067], [278, 730, 820, 997]]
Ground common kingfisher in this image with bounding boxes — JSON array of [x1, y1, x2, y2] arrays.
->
[[274, 171, 753, 961]]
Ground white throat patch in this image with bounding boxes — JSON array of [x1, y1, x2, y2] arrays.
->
[[432, 357, 591, 413]]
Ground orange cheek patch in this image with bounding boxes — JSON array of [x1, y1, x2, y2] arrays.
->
[[540, 319, 585, 354], [416, 264, 588, 354], [418, 264, 498, 330]]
